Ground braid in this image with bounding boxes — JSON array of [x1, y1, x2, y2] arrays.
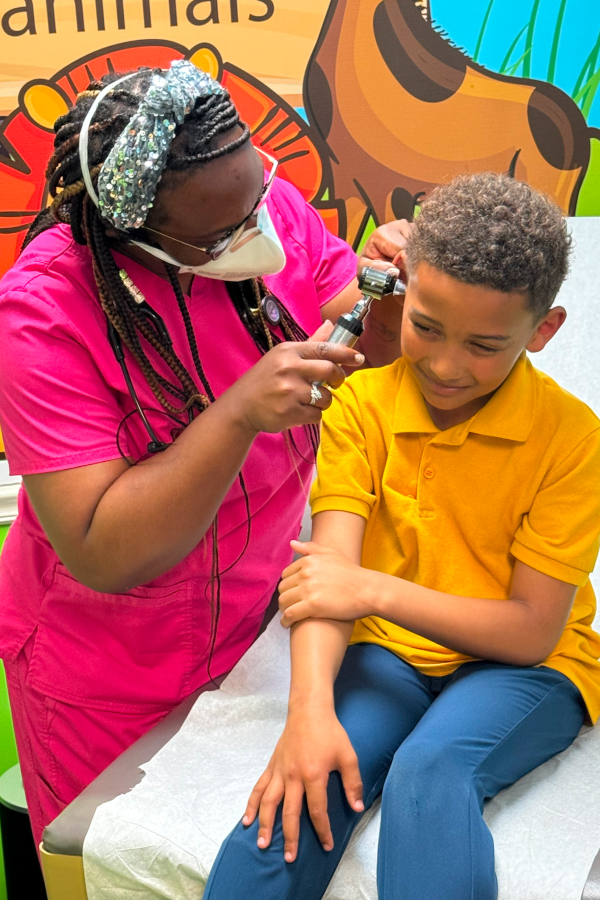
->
[[226, 279, 320, 460], [21, 63, 320, 675], [23, 65, 315, 433], [24, 69, 212, 416], [85, 196, 208, 414], [164, 264, 216, 402], [51, 172, 96, 214]]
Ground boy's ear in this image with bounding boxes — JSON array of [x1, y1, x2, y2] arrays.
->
[[526, 306, 566, 353], [395, 249, 409, 285]]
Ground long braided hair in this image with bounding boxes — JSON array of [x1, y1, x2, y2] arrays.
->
[[23, 66, 318, 675]]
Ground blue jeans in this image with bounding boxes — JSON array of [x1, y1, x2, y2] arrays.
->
[[204, 643, 585, 900]]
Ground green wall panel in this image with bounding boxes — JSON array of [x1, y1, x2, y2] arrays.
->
[[0, 523, 17, 900]]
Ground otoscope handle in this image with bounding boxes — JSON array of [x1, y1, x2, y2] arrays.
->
[[328, 313, 365, 348], [310, 314, 364, 390]]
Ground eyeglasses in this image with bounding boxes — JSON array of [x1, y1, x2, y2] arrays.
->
[[144, 147, 279, 260]]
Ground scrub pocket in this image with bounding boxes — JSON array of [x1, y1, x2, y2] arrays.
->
[[26, 564, 194, 712]]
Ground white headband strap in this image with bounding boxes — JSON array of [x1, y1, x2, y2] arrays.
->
[[78, 72, 138, 208]]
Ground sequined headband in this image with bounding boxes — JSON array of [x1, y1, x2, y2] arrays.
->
[[78, 59, 225, 230]]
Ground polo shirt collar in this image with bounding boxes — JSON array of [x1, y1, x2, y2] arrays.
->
[[392, 354, 536, 445]]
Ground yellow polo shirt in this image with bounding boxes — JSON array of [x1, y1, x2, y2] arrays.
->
[[311, 355, 600, 722]]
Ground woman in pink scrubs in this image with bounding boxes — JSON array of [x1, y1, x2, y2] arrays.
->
[[0, 61, 405, 846]]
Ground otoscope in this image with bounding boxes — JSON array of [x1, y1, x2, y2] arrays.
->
[[327, 266, 406, 349]]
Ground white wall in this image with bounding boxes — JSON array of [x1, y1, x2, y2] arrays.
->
[[534, 217, 600, 415]]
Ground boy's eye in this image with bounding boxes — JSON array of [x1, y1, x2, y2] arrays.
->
[[472, 343, 500, 354], [413, 321, 436, 335]]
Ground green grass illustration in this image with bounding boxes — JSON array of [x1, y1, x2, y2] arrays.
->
[[547, 0, 568, 83], [573, 31, 600, 120], [476, 0, 600, 120], [521, 0, 542, 77], [473, 0, 495, 62], [472, 0, 600, 214], [499, 25, 528, 74]]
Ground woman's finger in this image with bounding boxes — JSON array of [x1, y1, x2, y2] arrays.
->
[[243, 769, 272, 826], [304, 382, 332, 411], [309, 320, 334, 342], [304, 776, 333, 851], [358, 259, 400, 277], [360, 232, 400, 263], [339, 750, 364, 814], [364, 220, 413, 259], [281, 779, 305, 863], [298, 341, 365, 369], [257, 776, 285, 849], [297, 358, 351, 390]]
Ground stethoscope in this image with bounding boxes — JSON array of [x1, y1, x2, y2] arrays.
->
[[107, 304, 183, 456], [108, 288, 282, 456]]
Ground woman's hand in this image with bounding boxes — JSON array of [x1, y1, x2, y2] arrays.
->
[[228, 321, 364, 435], [353, 219, 413, 366], [279, 541, 380, 627], [358, 219, 414, 281], [242, 704, 364, 862]]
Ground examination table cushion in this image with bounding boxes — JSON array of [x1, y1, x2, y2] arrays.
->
[[79, 580, 600, 900]]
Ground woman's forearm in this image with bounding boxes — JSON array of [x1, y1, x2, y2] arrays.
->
[[35, 389, 258, 592], [26, 339, 362, 593]]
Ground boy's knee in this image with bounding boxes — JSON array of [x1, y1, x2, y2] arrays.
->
[[385, 737, 474, 804]]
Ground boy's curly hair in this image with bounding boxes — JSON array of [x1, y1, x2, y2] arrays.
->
[[406, 173, 572, 319]]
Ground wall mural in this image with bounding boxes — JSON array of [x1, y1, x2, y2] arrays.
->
[[0, 0, 598, 279]]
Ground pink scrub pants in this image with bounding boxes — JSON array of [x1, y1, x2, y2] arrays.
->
[[4, 632, 177, 850]]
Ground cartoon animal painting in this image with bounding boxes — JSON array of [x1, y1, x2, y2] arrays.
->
[[0, 41, 332, 278], [304, 0, 595, 246], [0, 1, 597, 274]]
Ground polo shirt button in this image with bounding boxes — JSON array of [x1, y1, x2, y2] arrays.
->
[[424, 467, 435, 479]]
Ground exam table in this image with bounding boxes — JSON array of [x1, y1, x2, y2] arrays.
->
[[39, 569, 600, 900]]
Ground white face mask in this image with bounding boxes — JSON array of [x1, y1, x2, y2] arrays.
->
[[130, 205, 286, 281]]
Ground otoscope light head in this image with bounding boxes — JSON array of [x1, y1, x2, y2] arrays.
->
[[358, 265, 406, 299]]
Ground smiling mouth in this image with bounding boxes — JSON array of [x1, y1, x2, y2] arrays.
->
[[418, 369, 472, 395]]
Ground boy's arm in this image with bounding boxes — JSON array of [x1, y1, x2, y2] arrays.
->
[[279, 551, 577, 667], [243, 510, 366, 863], [293, 415, 600, 668]]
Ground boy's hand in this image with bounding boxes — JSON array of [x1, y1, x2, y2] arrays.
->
[[242, 705, 363, 862], [279, 541, 378, 626]]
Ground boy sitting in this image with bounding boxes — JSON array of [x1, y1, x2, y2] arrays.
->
[[204, 173, 600, 900]]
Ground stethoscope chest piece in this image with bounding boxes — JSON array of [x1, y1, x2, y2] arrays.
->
[[261, 293, 281, 327]]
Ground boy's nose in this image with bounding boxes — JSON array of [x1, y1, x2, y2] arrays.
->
[[428, 354, 467, 385]]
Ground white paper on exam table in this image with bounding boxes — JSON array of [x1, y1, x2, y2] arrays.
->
[[83, 584, 600, 900]]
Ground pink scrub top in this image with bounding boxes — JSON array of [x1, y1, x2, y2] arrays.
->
[[0, 179, 357, 713]]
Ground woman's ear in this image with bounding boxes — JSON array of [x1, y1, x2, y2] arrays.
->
[[526, 306, 567, 353]]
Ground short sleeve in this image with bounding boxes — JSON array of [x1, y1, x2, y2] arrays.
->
[[302, 202, 358, 307], [268, 180, 358, 309], [511, 428, 600, 586], [0, 288, 125, 475], [310, 382, 376, 519]]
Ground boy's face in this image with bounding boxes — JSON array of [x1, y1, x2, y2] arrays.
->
[[401, 262, 565, 423]]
